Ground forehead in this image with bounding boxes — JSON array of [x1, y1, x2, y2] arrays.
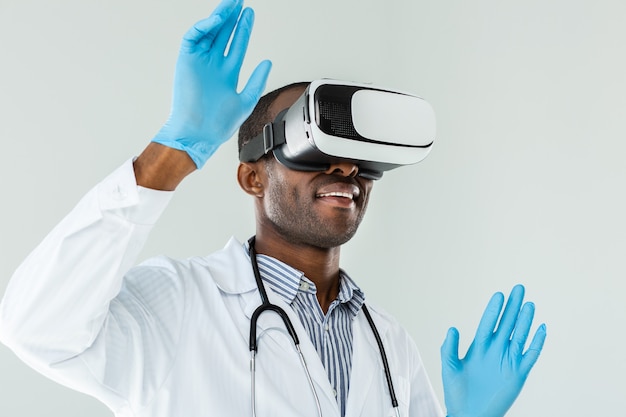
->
[[268, 85, 307, 121]]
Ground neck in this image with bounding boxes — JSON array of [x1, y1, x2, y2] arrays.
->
[[253, 230, 342, 313]]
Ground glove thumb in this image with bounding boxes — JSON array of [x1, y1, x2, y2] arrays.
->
[[441, 327, 462, 372]]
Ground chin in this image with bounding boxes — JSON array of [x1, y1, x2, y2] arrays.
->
[[305, 229, 359, 249]]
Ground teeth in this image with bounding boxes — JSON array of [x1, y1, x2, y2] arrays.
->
[[317, 192, 353, 199]]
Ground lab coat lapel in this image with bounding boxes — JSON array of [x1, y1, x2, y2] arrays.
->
[[206, 237, 259, 349], [345, 308, 391, 417], [209, 237, 340, 416]]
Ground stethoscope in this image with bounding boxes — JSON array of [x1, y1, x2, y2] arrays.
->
[[247, 236, 400, 417]]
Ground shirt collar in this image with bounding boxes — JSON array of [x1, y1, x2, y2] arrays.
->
[[336, 271, 365, 317], [244, 242, 365, 316]]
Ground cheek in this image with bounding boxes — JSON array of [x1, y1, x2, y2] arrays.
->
[[360, 184, 374, 207], [264, 178, 296, 215]]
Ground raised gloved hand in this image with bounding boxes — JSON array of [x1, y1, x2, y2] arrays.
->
[[152, 0, 272, 168], [441, 284, 547, 417]]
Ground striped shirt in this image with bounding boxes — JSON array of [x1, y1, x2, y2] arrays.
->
[[252, 251, 365, 417]]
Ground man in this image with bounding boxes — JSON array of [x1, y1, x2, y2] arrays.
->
[[0, 0, 546, 416]]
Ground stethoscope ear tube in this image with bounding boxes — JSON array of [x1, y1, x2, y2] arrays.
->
[[362, 305, 399, 411], [247, 236, 322, 417], [249, 303, 301, 352], [247, 236, 301, 352]]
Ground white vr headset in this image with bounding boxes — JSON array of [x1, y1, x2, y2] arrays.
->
[[239, 79, 436, 180]]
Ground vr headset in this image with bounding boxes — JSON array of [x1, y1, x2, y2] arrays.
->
[[238, 79, 436, 180]]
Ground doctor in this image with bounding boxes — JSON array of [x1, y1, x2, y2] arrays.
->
[[0, 0, 546, 416]]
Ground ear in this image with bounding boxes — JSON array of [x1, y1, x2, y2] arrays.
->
[[237, 162, 265, 197]]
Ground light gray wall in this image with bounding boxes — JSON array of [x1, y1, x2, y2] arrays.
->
[[1, 0, 625, 416]]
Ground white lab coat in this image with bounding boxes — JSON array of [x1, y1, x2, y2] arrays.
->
[[0, 160, 444, 417]]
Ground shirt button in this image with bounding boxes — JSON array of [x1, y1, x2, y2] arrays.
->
[[324, 324, 330, 332], [333, 389, 337, 397], [299, 281, 310, 291]]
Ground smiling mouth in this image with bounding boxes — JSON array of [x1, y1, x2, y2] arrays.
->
[[316, 191, 354, 200]]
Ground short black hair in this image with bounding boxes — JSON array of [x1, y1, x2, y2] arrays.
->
[[238, 81, 310, 155]]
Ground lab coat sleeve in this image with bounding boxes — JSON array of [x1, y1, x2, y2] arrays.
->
[[0, 159, 177, 413]]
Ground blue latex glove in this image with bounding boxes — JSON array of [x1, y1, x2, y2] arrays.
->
[[441, 284, 547, 417], [152, 0, 272, 168]]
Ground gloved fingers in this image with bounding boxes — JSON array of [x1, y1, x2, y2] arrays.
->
[[225, 7, 255, 72], [519, 323, 547, 375], [181, 0, 242, 53], [509, 301, 535, 359], [494, 284, 525, 344], [473, 291, 504, 347], [239, 59, 272, 110], [212, 0, 244, 56], [441, 327, 461, 371]]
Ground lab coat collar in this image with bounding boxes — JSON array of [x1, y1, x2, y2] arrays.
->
[[206, 236, 258, 294]]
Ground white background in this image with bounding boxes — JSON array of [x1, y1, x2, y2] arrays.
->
[[1, 0, 625, 416]]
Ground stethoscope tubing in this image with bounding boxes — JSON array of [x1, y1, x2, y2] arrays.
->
[[362, 304, 400, 412], [246, 236, 399, 417], [248, 237, 322, 417]]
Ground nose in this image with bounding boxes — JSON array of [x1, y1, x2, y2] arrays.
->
[[324, 161, 359, 177]]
